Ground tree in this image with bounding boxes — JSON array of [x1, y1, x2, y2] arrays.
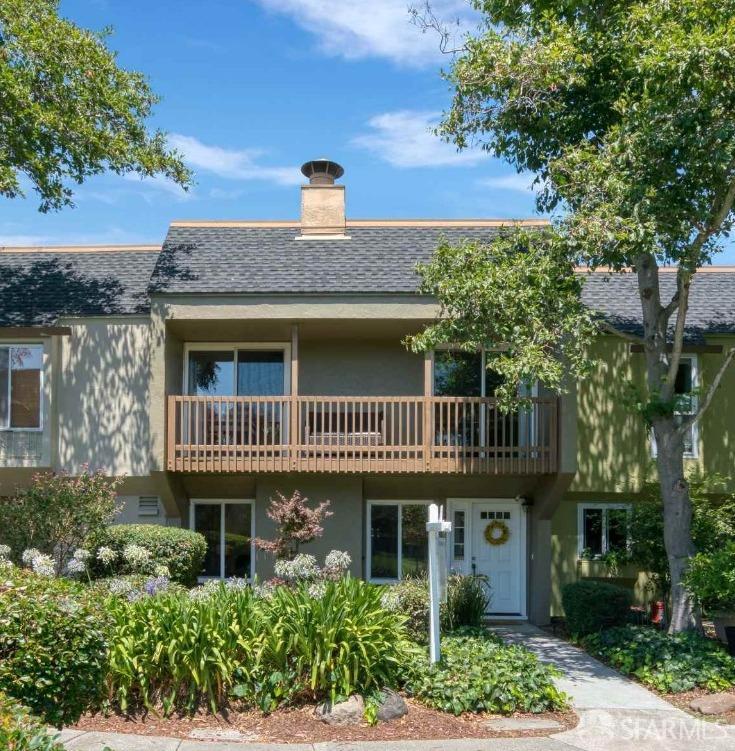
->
[[411, 0, 735, 631], [0, 0, 191, 211], [0, 468, 123, 574], [253, 490, 332, 560]]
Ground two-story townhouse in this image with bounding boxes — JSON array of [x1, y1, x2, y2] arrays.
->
[[2, 158, 734, 624]]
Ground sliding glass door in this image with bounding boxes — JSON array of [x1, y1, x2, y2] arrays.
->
[[191, 500, 254, 580]]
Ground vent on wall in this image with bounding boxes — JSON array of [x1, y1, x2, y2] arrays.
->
[[138, 496, 160, 517]]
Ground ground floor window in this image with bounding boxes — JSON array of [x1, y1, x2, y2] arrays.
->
[[578, 502, 631, 559], [367, 500, 430, 581], [190, 499, 254, 579]]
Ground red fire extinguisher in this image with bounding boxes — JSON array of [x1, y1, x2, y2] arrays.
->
[[650, 600, 665, 626]]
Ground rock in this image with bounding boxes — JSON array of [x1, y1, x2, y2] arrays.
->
[[689, 693, 735, 715], [376, 689, 408, 722], [485, 717, 563, 731], [315, 694, 365, 725]]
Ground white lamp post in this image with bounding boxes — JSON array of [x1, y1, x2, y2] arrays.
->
[[426, 503, 452, 664]]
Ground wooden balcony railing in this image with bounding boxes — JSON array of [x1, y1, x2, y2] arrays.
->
[[166, 395, 558, 474]]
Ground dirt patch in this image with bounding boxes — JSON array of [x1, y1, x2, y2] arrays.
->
[[71, 699, 577, 742], [664, 687, 735, 725]]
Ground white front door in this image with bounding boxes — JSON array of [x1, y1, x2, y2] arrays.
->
[[471, 502, 525, 616]]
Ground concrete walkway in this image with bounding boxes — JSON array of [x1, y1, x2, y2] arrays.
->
[[55, 625, 735, 751]]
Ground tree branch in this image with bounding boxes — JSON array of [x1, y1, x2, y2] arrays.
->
[[662, 267, 691, 399], [599, 319, 645, 344], [676, 346, 735, 439]]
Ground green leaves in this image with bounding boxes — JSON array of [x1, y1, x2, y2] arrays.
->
[[582, 625, 735, 693], [401, 630, 568, 715], [0, 0, 192, 211], [407, 228, 598, 409]]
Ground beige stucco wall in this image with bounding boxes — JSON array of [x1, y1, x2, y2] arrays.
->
[[55, 318, 152, 476]]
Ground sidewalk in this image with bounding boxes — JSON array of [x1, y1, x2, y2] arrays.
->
[[56, 625, 735, 751]]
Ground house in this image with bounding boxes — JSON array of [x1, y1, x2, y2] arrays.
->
[[2, 158, 734, 624]]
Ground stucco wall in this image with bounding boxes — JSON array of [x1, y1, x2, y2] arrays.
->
[[56, 319, 152, 476]]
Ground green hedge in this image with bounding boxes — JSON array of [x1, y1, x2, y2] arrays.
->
[[561, 580, 632, 636], [0, 569, 109, 726], [92, 524, 207, 585], [0, 693, 67, 751], [582, 625, 735, 693]]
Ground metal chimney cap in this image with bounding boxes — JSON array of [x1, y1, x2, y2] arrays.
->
[[300, 158, 344, 185]]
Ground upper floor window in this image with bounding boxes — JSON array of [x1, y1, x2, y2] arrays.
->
[[433, 350, 504, 397], [185, 345, 289, 396], [0, 345, 43, 430], [578, 502, 631, 559], [650, 355, 699, 458]]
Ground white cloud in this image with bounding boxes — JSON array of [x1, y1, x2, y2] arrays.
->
[[253, 0, 474, 67], [478, 173, 541, 193], [351, 110, 485, 168], [0, 233, 53, 246], [169, 134, 302, 186], [123, 173, 193, 201]]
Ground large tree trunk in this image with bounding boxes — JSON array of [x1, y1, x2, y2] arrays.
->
[[652, 418, 698, 632], [636, 253, 698, 633]]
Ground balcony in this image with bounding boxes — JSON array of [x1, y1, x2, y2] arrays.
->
[[167, 395, 558, 474]]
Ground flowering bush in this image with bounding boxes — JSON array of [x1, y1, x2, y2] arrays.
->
[[267, 550, 352, 595], [0, 692, 67, 751], [0, 468, 122, 574], [0, 568, 109, 726], [90, 524, 206, 585]]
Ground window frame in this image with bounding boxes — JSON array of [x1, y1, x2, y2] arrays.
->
[[0, 343, 44, 432], [366, 499, 432, 583], [577, 502, 632, 559], [650, 354, 699, 459], [182, 342, 291, 397], [189, 498, 256, 581]]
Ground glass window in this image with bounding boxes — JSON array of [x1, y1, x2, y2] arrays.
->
[[193, 501, 253, 579], [675, 357, 697, 456], [453, 510, 466, 560], [401, 504, 428, 578], [194, 503, 221, 577], [434, 351, 482, 397], [369, 504, 398, 579], [0, 345, 42, 429], [369, 502, 429, 580], [224, 503, 252, 578], [187, 351, 234, 396], [580, 504, 630, 558], [237, 350, 284, 396]]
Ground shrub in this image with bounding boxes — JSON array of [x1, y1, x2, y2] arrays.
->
[[582, 625, 735, 693], [106, 577, 409, 715], [561, 580, 632, 636], [0, 569, 109, 726], [401, 629, 568, 715], [383, 574, 490, 643], [91, 524, 207, 586], [685, 542, 735, 612], [0, 693, 66, 751], [0, 469, 122, 574]]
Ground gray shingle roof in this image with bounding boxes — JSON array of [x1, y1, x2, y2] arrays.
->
[[2, 224, 735, 338], [151, 225, 507, 294], [0, 248, 160, 326]]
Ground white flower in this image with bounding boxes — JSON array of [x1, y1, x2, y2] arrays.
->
[[22, 548, 41, 566], [66, 558, 87, 576], [252, 581, 278, 600], [274, 553, 319, 582], [108, 577, 134, 596], [307, 581, 327, 599], [153, 564, 170, 578], [0, 544, 11, 559], [122, 544, 151, 570], [0, 558, 13, 571], [323, 550, 351, 578], [188, 580, 222, 601], [72, 548, 91, 562], [225, 577, 248, 590], [381, 589, 400, 611], [96, 546, 117, 565], [31, 553, 55, 577]]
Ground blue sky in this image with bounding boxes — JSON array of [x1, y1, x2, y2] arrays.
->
[[1, 1, 733, 263], [0, 0, 543, 247]]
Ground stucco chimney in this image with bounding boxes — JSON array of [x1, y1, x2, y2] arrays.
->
[[299, 159, 346, 237]]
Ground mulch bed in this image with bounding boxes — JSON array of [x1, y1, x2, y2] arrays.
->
[[663, 687, 735, 725], [71, 699, 578, 743]]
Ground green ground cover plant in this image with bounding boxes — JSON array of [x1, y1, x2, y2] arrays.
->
[[401, 628, 568, 715], [0, 569, 109, 726], [561, 580, 632, 636], [0, 692, 67, 751], [582, 625, 735, 693]]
